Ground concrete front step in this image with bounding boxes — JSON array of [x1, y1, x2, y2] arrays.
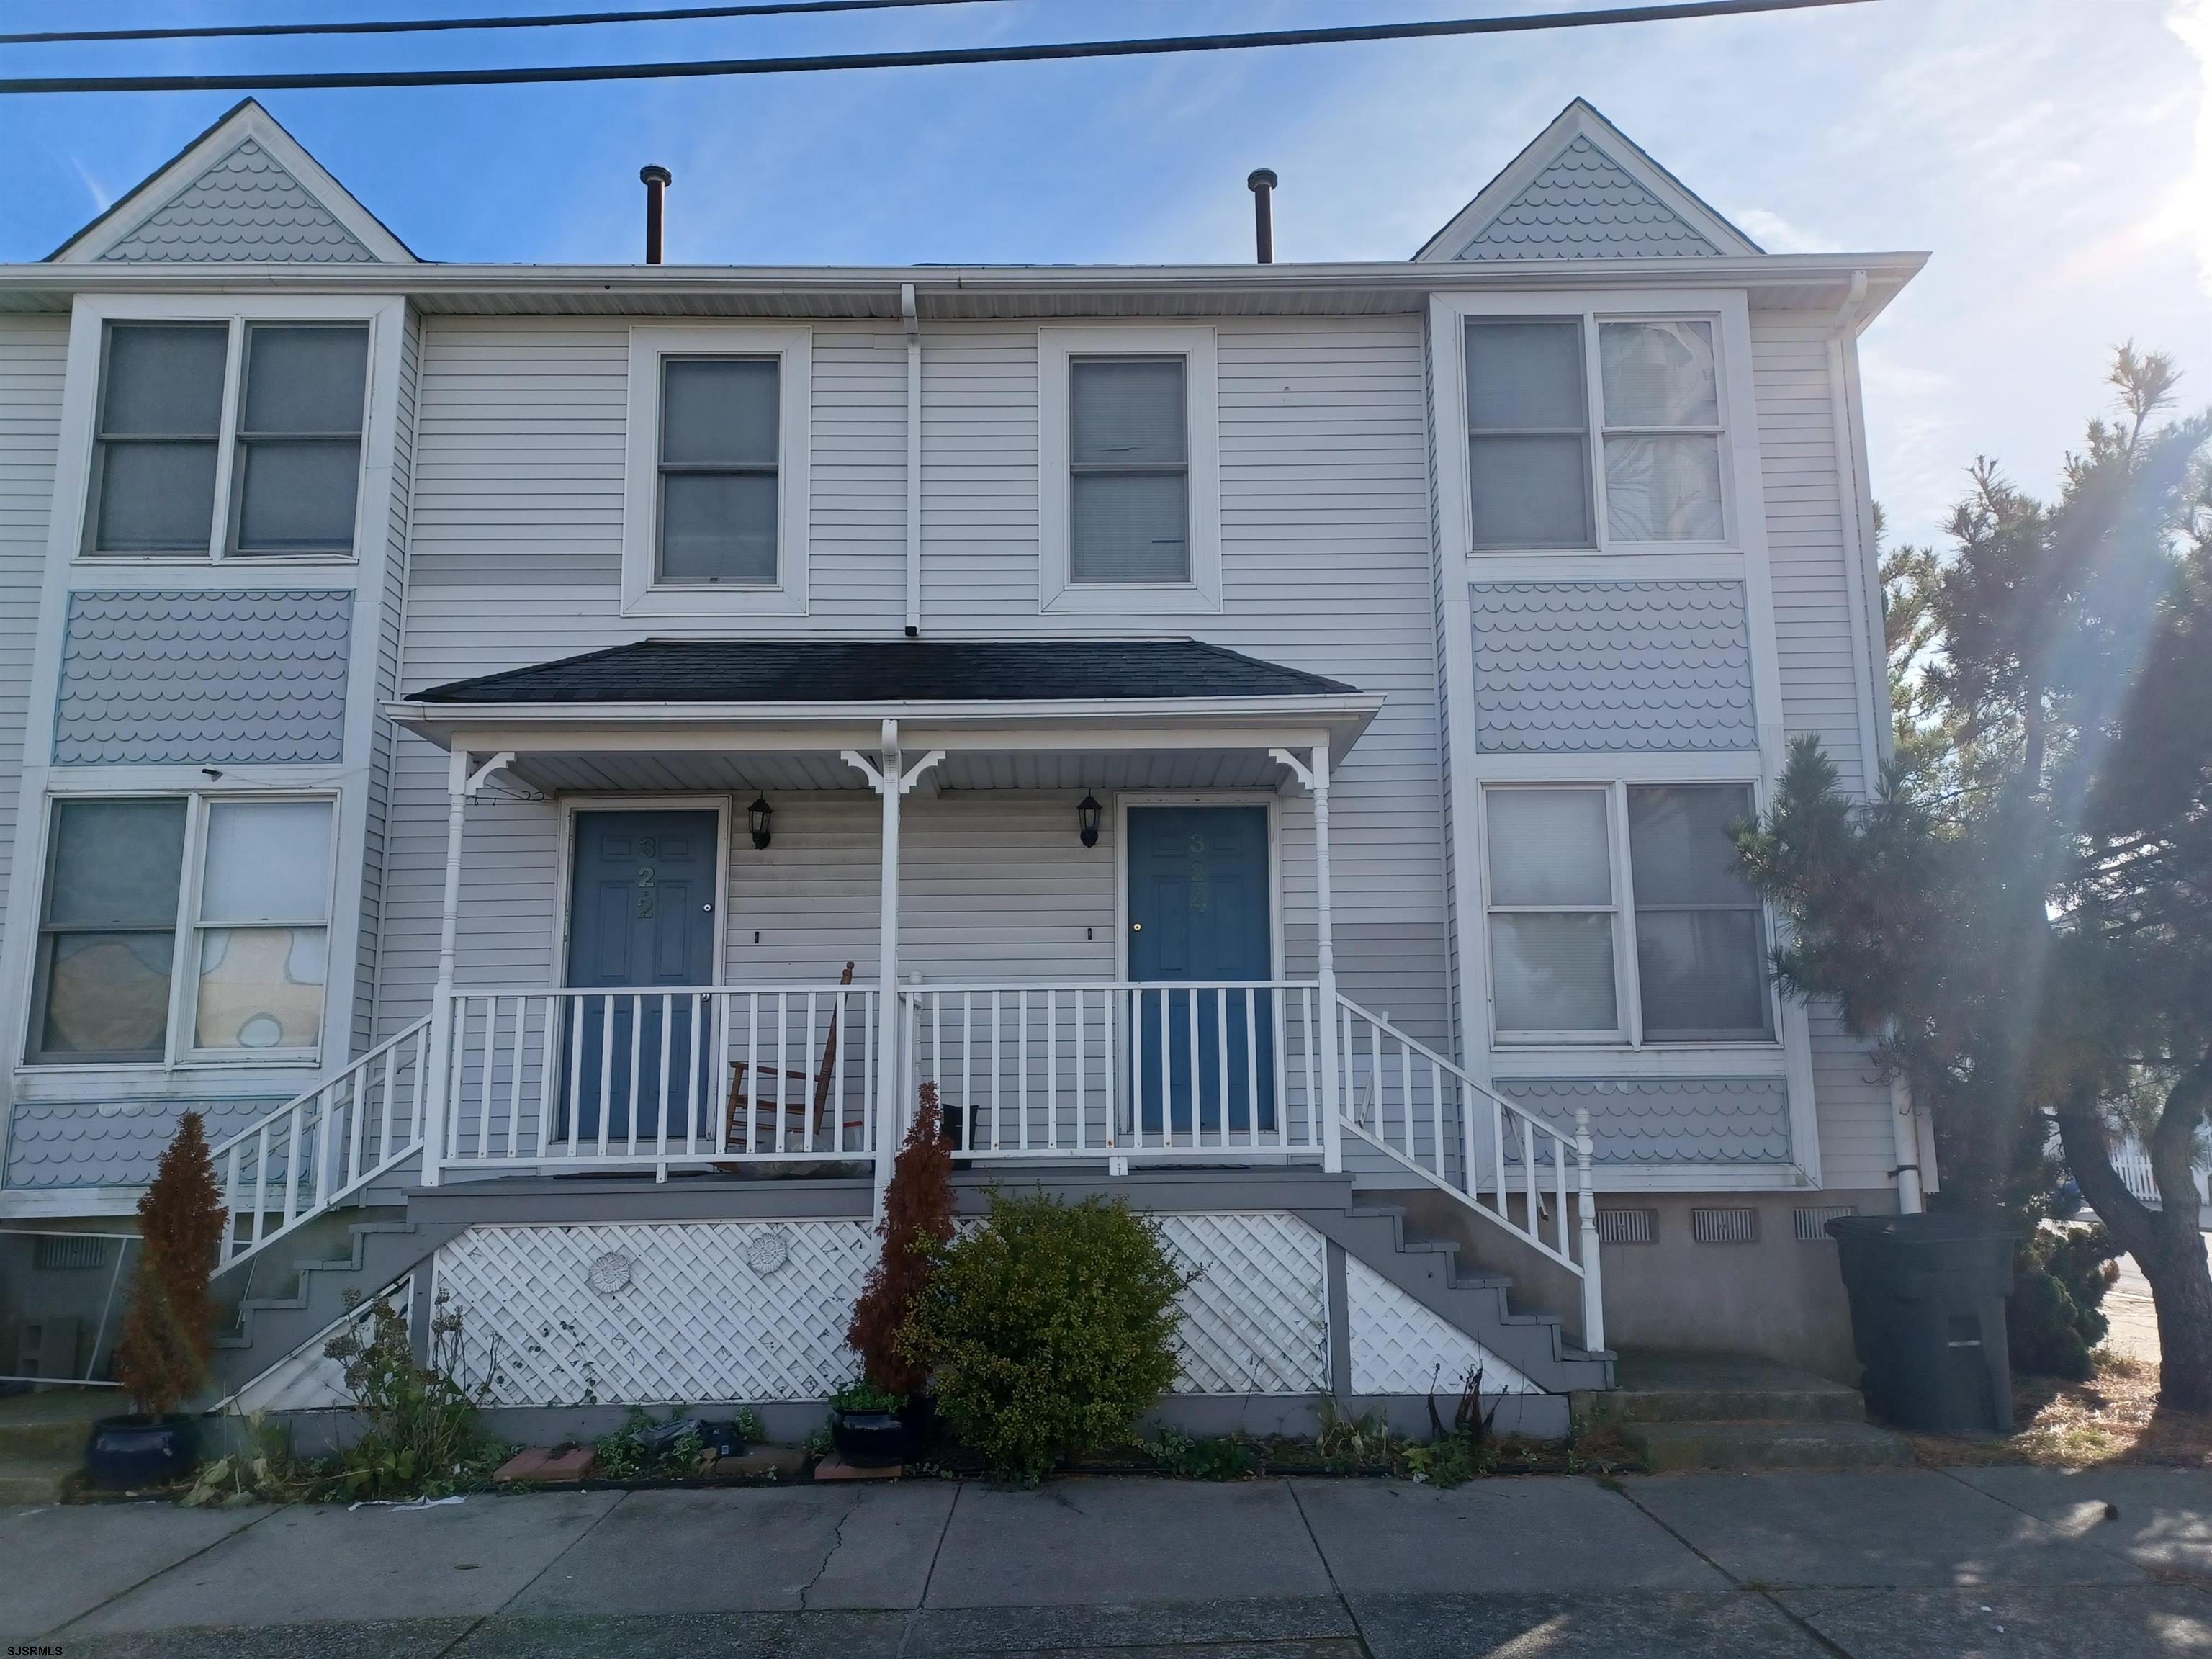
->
[[0, 1389, 114, 1460], [0, 1453, 82, 1504], [1623, 1419, 1915, 1472], [1604, 1351, 1867, 1424]]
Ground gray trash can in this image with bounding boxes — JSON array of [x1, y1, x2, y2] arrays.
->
[[1826, 1213, 2017, 1434]]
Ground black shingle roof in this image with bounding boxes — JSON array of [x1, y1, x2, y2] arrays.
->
[[410, 639, 1359, 706]]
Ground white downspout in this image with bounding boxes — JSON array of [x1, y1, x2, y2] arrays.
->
[[902, 282, 922, 637]]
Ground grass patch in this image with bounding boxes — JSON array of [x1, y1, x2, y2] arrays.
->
[[1912, 1348, 2212, 1469]]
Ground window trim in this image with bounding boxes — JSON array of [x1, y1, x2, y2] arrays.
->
[[78, 313, 376, 565], [1478, 778, 1780, 1051], [1038, 325, 1220, 614], [623, 325, 811, 617], [1437, 289, 1750, 563], [24, 790, 340, 1071]]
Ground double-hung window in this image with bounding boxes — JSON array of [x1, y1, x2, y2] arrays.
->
[[86, 319, 369, 559], [1462, 313, 1728, 552], [623, 326, 810, 614], [1483, 783, 1772, 1044], [27, 796, 334, 1066], [1038, 326, 1220, 611], [1069, 357, 1189, 585], [655, 356, 779, 585]]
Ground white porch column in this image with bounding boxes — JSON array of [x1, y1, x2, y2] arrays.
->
[[1310, 742, 1344, 1174], [1273, 745, 1343, 1172], [420, 745, 469, 1187], [845, 720, 945, 1214]]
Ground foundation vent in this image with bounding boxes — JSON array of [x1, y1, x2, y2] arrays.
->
[[1595, 1208, 1657, 1246], [1690, 1205, 1760, 1245], [32, 1236, 109, 1271], [1793, 1204, 1857, 1241]]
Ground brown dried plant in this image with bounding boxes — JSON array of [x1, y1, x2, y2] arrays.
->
[[847, 1083, 956, 1396], [114, 1110, 226, 1418]]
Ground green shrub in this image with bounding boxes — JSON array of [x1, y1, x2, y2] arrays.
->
[[1148, 1426, 1259, 1480], [323, 1291, 500, 1499], [901, 1189, 1189, 1481], [2009, 1223, 2120, 1381]]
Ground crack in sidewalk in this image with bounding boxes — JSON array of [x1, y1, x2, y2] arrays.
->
[[1608, 1479, 1857, 1659], [797, 1492, 860, 1611]]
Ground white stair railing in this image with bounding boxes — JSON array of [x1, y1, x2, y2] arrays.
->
[[212, 1017, 433, 1272], [1333, 997, 1605, 1353]]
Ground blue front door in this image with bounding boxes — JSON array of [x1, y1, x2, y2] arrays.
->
[[1127, 806, 1276, 1136], [564, 810, 719, 1144]]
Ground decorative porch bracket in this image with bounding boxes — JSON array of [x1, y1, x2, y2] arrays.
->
[[1269, 745, 1343, 1174], [844, 721, 945, 1213]]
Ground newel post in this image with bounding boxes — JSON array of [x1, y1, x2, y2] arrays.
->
[[1575, 1106, 1605, 1352], [420, 747, 469, 1187]]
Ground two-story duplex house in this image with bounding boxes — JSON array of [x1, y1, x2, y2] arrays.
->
[[0, 98, 1928, 1436]]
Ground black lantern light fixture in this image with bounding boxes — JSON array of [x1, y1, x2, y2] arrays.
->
[[747, 795, 773, 850], [1077, 793, 1102, 849]]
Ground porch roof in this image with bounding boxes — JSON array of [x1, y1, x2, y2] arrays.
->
[[408, 638, 1357, 706]]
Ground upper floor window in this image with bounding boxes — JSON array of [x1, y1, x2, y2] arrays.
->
[[1038, 326, 1220, 613], [623, 325, 811, 616], [1482, 782, 1772, 1045], [86, 320, 368, 559], [1463, 313, 1727, 553], [27, 794, 333, 1066], [1069, 357, 1189, 585]]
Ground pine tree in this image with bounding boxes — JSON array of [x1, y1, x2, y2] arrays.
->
[[114, 1111, 227, 1418], [1737, 346, 2212, 1411], [847, 1083, 956, 1397]]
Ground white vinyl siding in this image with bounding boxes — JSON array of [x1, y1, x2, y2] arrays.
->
[[0, 317, 69, 966]]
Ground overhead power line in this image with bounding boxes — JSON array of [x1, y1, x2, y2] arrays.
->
[[0, 0, 999, 50], [0, 0, 1873, 96]]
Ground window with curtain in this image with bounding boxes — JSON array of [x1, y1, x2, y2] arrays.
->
[[1069, 356, 1190, 584], [1626, 784, 1771, 1039], [233, 324, 369, 555], [86, 318, 372, 559], [1599, 320, 1724, 541], [656, 355, 780, 585], [191, 800, 333, 1053], [1484, 788, 1619, 1037], [1463, 320, 1593, 550], [27, 796, 334, 1066]]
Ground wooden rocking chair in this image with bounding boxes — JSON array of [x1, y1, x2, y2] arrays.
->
[[723, 962, 859, 1154]]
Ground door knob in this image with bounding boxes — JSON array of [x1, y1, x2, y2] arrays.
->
[[1131, 922, 1143, 932]]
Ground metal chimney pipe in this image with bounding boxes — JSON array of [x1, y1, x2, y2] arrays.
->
[[639, 165, 672, 264], [1246, 168, 1277, 264]]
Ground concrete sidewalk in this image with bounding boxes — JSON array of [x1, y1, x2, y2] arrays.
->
[[4, 1466, 2208, 1658]]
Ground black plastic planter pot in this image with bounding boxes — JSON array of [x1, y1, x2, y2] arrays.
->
[[86, 1414, 199, 1490], [830, 1408, 907, 1467]]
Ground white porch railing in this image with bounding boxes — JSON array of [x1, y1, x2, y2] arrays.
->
[[433, 984, 878, 1175], [898, 981, 1329, 1161], [1331, 997, 1604, 1352], [213, 1017, 433, 1270]]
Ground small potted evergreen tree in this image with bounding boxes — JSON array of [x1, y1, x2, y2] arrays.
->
[[837, 1083, 956, 1465], [87, 1111, 225, 1488]]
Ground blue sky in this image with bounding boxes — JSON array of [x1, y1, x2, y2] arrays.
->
[[3, 0, 2206, 552]]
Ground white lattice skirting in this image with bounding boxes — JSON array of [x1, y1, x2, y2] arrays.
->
[[429, 1213, 1538, 1408]]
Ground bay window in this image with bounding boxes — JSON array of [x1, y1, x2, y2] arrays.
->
[[27, 795, 334, 1066], [86, 318, 369, 559], [1483, 782, 1773, 1045]]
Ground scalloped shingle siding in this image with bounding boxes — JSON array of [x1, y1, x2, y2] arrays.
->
[[4, 1097, 279, 1189], [1456, 136, 1720, 261], [98, 140, 375, 264], [55, 589, 352, 765], [1510, 1078, 1791, 1164], [1471, 580, 1756, 753]]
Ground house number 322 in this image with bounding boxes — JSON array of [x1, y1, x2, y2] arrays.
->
[[637, 863, 657, 918]]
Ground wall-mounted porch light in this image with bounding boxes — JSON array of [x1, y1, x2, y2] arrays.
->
[[748, 795, 773, 850], [1077, 793, 1102, 849]]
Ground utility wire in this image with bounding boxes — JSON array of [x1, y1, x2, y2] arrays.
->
[[0, 0, 1872, 94], [0, 0, 1002, 49]]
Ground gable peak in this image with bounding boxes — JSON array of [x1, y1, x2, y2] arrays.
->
[[1415, 99, 1760, 264]]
